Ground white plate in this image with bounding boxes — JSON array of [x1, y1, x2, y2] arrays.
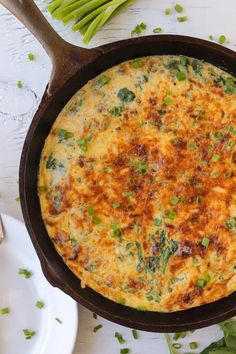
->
[[0, 214, 78, 354]]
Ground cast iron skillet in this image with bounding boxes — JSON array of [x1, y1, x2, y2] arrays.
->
[[1, 0, 236, 332]]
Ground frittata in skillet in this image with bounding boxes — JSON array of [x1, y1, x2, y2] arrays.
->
[[38, 55, 236, 312]]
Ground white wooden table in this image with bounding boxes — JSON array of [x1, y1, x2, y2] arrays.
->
[[0, 1, 235, 353]]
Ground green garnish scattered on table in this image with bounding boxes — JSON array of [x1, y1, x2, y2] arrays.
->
[[120, 349, 130, 354], [165, 8, 171, 15], [177, 16, 188, 22], [23, 329, 36, 340], [17, 80, 22, 88], [115, 332, 126, 344], [190, 341, 198, 349], [1, 307, 10, 315], [55, 317, 63, 323], [35, 301, 45, 309], [174, 4, 183, 13], [218, 35, 227, 45], [28, 53, 35, 61], [47, 0, 136, 44], [153, 27, 162, 33], [132, 329, 139, 339], [93, 324, 103, 332], [131, 22, 147, 37], [18, 268, 32, 279]]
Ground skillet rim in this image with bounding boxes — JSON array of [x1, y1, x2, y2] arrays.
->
[[19, 34, 236, 332]]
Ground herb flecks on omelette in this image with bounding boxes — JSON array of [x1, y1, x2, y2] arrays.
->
[[38, 55, 236, 312]]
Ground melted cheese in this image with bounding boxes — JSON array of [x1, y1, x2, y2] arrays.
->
[[38, 55, 236, 312]]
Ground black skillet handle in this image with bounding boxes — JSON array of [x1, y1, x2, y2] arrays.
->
[[0, 0, 101, 95]]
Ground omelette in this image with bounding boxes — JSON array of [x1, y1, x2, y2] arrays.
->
[[38, 55, 236, 312]]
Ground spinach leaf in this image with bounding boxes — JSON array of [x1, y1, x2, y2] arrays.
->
[[200, 338, 225, 354], [221, 319, 236, 347], [192, 59, 203, 74], [224, 334, 236, 348], [117, 88, 136, 102], [209, 349, 236, 354], [46, 154, 64, 170], [161, 239, 179, 274], [145, 256, 160, 272]]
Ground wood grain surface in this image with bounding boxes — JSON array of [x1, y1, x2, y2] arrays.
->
[[0, 1, 235, 353]]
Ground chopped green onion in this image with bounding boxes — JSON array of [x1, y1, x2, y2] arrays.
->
[[137, 305, 146, 312], [176, 71, 186, 81], [132, 329, 139, 339], [197, 275, 210, 288], [138, 160, 148, 175], [174, 4, 183, 13], [131, 22, 147, 37], [93, 312, 97, 319], [154, 218, 162, 226], [153, 27, 162, 34], [120, 349, 130, 354], [35, 301, 45, 309], [15, 197, 20, 202], [1, 307, 10, 315], [118, 298, 126, 305], [28, 53, 35, 61], [18, 268, 32, 279], [88, 205, 94, 215], [70, 237, 78, 247], [112, 202, 120, 208], [164, 96, 174, 106], [77, 139, 88, 153], [57, 128, 74, 140], [188, 142, 197, 150], [201, 237, 210, 248], [23, 329, 36, 339], [218, 35, 227, 44], [211, 154, 221, 162], [165, 209, 176, 220], [132, 59, 144, 68], [209, 35, 214, 41], [55, 317, 63, 323], [214, 131, 223, 140], [173, 332, 187, 340], [17, 80, 22, 88], [92, 216, 101, 224], [165, 8, 171, 15], [177, 16, 188, 22], [173, 343, 182, 349], [93, 324, 103, 332], [110, 106, 123, 116], [115, 332, 126, 344], [189, 341, 198, 349], [170, 196, 179, 206], [95, 75, 111, 87]]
